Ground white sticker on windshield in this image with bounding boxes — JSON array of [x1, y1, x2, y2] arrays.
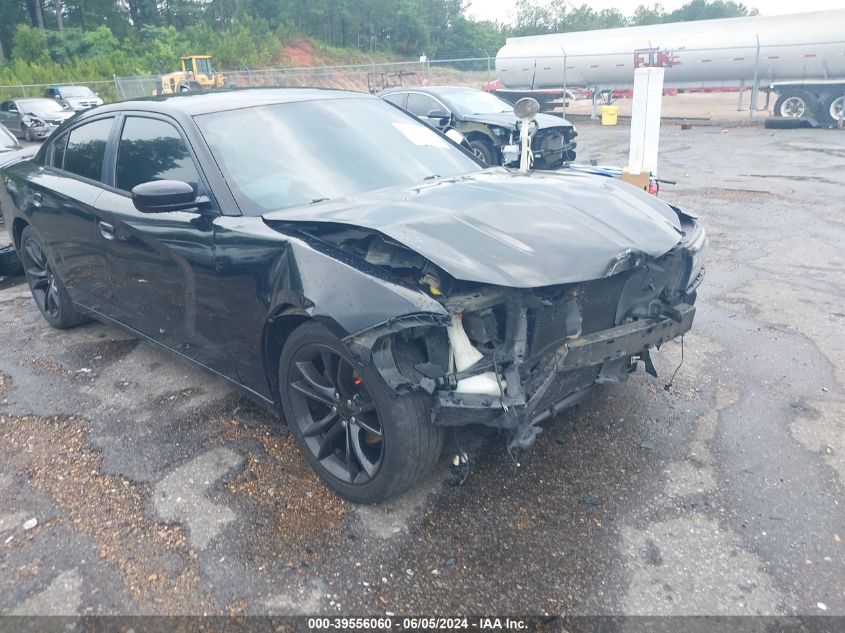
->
[[392, 122, 449, 148]]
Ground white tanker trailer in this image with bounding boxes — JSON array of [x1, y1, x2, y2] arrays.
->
[[494, 9, 845, 125]]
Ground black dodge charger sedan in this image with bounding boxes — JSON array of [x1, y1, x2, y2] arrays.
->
[[0, 89, 705, 502]]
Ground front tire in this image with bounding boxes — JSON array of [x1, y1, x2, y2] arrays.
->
[[279, 321, 443, 503], [20, 226, 88, 329], [468, 138, 496, 166]]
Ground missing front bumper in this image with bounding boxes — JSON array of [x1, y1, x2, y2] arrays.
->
[[433, 303, 696, 430]]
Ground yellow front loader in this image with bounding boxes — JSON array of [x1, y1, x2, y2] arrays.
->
[[154, 55, 228, 95]]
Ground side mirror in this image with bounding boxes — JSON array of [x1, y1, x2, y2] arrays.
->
[[513, 98, 540, 121], [426, 109, 450, 125], [131, 180, 209, 213]]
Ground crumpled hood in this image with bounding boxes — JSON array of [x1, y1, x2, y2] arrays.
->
[[461, 112, 573, 132], [263, 169, 684, 288]]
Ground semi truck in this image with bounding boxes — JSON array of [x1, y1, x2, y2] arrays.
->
[[494, 10, 845, 125]]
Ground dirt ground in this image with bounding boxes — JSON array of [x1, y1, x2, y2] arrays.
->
[[0, 124, 844, 623], [564, 90, 774, 122]]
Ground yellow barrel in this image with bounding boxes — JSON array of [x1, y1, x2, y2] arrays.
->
[[600, 104, 618, 126]]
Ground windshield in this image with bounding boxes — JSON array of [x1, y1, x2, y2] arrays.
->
[[438, 89, 513, 115], [196, 98, 481, 215], [0, 125, 18, 151], [59, 86, 95, 98], [19, 99, 68, 116]]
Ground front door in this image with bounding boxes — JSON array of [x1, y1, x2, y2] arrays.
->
[[94, 114, 216, 355]]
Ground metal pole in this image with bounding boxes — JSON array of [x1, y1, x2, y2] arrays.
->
[[748, 35, 761, 124], [562, 49, 567, 119]]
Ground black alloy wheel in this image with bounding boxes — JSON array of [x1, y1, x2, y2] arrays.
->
[[288, 342, 385, 484], [23, 233, 60, 319], [279, 321, 443, 503], [19, 225, 87, 329]]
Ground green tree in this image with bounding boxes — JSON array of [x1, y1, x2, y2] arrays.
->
[[631, 4, 667, 25], [11, 24, 50, 64]]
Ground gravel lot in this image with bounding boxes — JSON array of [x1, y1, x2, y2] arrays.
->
[[0, 124, 844, 618]]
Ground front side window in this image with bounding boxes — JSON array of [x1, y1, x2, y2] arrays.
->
[[115, 117, 200, 193], [195, 97, 480, 215], [63, 118, 113, 181], [406, 93, 441, 117]]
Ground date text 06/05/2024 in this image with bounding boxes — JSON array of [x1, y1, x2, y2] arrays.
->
[[306, 616, 528, 630]]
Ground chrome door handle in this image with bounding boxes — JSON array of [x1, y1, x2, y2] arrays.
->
[[99, 221, 116, 239], [32, 192, 42, 207]]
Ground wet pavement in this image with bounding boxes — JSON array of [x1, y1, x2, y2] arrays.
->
[[0, 125, 843, 617]]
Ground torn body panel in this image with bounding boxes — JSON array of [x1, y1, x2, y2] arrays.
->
[[258, 173, 705, 445], [298, 216, 705, 451]]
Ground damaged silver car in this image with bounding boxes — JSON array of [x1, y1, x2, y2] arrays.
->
[[0, 89, 705, 503]]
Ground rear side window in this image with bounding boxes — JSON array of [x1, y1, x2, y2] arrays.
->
[[63, 118, 113, 181], [116, 117, 200, 193]]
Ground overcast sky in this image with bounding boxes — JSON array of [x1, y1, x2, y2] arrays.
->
[[465, 0, 845, 24]]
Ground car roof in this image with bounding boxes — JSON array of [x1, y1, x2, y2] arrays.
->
[[379, 85, 483, 96], [88, 87, 374, 117]]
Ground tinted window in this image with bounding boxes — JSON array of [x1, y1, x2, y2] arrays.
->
[[51, 132, 68, 168], [406, 93, 440, 117], [382, 93, 407, 109], [116, 117, 200, 193], [64, 118, 113, 181]]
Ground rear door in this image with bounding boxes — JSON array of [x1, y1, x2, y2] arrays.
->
[[93, 113, 216, 352], [26, 116, 116, 311]]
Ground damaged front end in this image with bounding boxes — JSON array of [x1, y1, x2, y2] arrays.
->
[[283, 212, 706, 452]]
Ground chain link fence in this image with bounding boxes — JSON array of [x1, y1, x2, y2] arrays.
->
[[0, 79, 117, 104], [1, 44, 843, 129]]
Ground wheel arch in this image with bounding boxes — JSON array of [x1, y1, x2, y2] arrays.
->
[[463, 129, 496, 147], [12, 217, 29, 251], [261, 307, 350, 408]]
